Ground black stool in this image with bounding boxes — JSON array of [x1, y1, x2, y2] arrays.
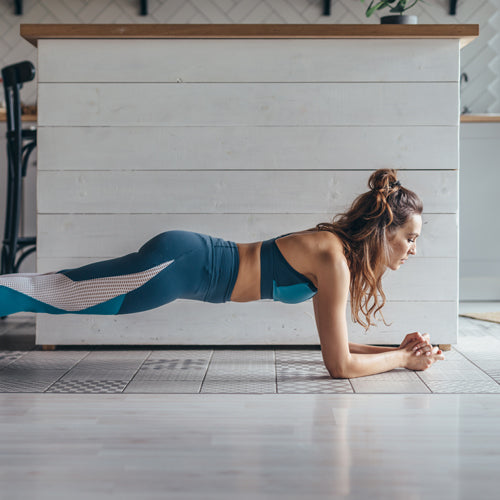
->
[[1, 61, 37, 275]]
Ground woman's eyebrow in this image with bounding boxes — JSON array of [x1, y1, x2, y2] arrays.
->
[[408, 232, 420, 237]]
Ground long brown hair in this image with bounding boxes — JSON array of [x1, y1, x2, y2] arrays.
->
[[316, 169, 423, 329]]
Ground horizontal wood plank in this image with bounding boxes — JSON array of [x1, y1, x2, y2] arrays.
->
[[37, 126, 458, 172], [38, 39, 458, 83], [38, 83, 459, 127], [37, 170, 457, 214], [34, 300, 457, 346], [36, 213, 457, 259]]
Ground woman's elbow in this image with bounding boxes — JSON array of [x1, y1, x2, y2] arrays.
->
[[326, 361, 351, 379]]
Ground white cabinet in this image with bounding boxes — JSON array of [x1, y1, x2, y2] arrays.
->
[[459, 122, 500, 300], [23, 25, 476, 346]]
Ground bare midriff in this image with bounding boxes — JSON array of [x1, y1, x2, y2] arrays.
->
[[230, 242, 262, 302]]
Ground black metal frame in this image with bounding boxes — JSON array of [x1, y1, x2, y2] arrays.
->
[[323, 0, 331, 16], [14, 1, 149, 16], [1, 61, 37, 275], [12, 0, 458, 17]]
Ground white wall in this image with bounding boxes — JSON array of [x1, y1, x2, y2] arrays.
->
[[0, 0, 498, 112], [459, 122, 500, 300]]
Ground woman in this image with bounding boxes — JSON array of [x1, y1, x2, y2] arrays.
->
[[0, 168, 444, 378]]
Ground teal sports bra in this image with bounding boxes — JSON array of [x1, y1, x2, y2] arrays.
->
[[260, 234, 318, 304]]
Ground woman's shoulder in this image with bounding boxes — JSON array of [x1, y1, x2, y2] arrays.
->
[[285, 229, 344, 255], [278, 229, 349, 273]]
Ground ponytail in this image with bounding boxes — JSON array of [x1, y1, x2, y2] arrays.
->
[[316, 169, 423, 329]]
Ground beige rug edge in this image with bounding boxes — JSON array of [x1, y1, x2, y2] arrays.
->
[[459, 312, 500, 324]]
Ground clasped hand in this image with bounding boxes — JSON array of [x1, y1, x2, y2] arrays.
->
[[398, 331, 445, 371]]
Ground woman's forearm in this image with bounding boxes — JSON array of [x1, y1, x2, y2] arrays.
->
[[335, 349, 406, 379], [348, 341, 398, 354]]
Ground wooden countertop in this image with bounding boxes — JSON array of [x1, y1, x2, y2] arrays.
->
[[460, 114, 500, 123], [0, 109, 36, 122], [21, 24, 479, 48]]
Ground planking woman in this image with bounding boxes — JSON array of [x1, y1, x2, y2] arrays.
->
[[0, 168, 444, 378]]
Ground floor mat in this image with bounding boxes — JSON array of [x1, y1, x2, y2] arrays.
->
[[459, 312, 500, 324]]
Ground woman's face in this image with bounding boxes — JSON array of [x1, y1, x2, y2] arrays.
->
[[386, 214, 422, 271]]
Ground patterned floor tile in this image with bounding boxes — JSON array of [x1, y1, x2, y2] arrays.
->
[[0, 351, 26, 369], [59, 368, 138, 381], [146, 349, 212, 360], [278, 378, 353, 394], [424, 379, 500, 394], [275, 350, 347, 393], [201, 350, 276, 393], [46, 379, 128, 393], [352, 369, 419, 382], [7, 350, 89, 370], [419, 368, 495, 382], [84, 350, 152, 360], [72, 350, 150, 371], [134, 356, 210, 381], [124, 379, 202, 393], [0, 368, 67, 392], [201, 379, 276, 394], [351, 380, 431, 394]]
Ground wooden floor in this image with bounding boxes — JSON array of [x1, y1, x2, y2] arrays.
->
[[1, 311, 499, 498]]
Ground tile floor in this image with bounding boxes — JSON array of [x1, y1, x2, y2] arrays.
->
[[1, 311, 500, 394], [1, 307, 500, 499]]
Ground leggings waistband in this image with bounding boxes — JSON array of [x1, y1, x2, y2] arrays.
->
[[203, 237, 239, 303]]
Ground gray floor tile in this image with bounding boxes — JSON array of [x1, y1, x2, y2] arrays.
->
[[467, 360, 500, 372], [0, 368, 67, 392], [134, 355, 210, 381], [46, 379, 128, 393], [351, 379, 431, 393], [146, 349, 212, 360], [353, 368, 419, 381], [425, 379, 500, 393], [124, 379, 202, 393], [418, 367, 495, 381], [201, 350, 276, 393], [0, 351, 26, 369], [204, 350, 275, 375], [84, 350, 152, 360], [59, 368, 138, 381], [483, 368, 500, 381], [278, 378, 353, 394], [201, 379, 276, 393], [275, 349, 353, 393], [7, 350, 89, 370]]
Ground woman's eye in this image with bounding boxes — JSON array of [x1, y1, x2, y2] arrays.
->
[[408, 239, 415, 244]]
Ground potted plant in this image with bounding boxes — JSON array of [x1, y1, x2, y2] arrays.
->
[[361, 0, 424, 24]]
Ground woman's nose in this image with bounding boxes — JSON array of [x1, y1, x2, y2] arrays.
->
[[409, 244, 416, 256]]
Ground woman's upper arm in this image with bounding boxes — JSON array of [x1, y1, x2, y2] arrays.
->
[[312, 254, 352, 378]]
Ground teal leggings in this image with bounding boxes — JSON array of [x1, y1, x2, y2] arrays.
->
[[0, 231, 239, 316]]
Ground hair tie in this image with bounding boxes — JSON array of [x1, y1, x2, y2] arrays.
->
[[390, 181, 401, 189]]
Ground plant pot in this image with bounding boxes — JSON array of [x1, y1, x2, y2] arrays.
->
[[380, 15, 418, 24]]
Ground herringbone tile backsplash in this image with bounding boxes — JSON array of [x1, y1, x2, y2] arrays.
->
[[0, 0, 499, 112]]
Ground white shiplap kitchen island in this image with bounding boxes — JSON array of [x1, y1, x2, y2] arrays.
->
[[22, 24, 478, 346]]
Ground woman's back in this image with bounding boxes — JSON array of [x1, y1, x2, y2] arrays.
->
[[230, 229, 347, 303]]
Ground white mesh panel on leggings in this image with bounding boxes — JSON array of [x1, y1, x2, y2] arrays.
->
[[0, 259, 174, 311]]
